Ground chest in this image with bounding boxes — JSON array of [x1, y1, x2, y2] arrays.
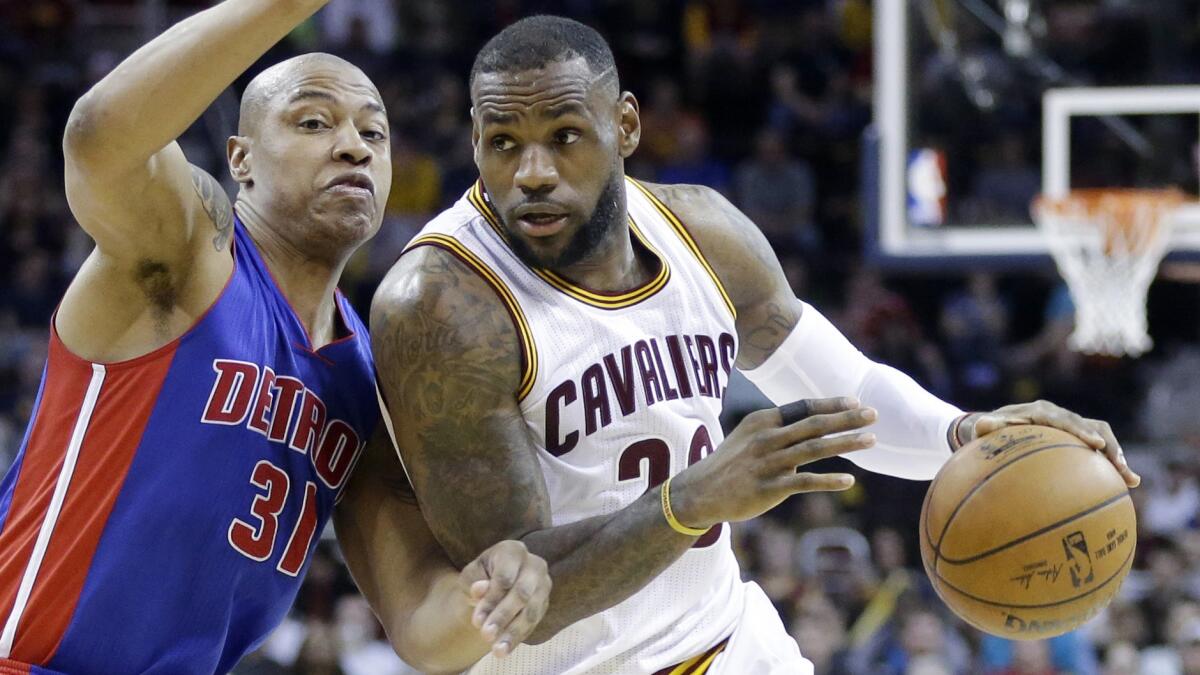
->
[[521, 291, 736, 457], [129, 302, 376, 563]]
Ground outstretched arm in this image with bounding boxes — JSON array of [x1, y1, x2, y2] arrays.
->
[[370, 245, 873, 643], [643, 181, 1139, 486], [59, 0, 331, 361], [335, 429, 551, 670], [642, 181, 961, 479], [65, 0, 327, 257]]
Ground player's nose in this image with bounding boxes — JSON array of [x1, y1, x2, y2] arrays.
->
[[514, 144, 558, 195], [332, 124, 372, 166]]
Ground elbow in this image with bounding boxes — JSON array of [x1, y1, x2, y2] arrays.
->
[[391, 645, 481, 675], [63, 93, 117, 168], [63, 95, 98, 156], [388, 628, 456, 674], [390, 650, 449, 675], [386, 614, 481, 675]]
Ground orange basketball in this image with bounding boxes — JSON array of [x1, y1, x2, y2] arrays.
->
[[919, 425, 1136, 639]]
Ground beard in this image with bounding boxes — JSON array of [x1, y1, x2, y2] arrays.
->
[[505, 170, 624, 271]]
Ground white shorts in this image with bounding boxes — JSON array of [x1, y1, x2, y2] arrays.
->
[[708, 582, 814, 675]]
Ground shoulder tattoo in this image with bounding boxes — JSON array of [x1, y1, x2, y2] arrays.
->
[[373, 249, 523, 425], [190, 166, 233, 251]]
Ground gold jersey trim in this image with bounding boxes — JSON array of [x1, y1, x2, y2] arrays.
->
[[467, 181, 672, 310], [627, 178, 738, 321], [655, 637, 729, 675], [403, 233, 538, 401]]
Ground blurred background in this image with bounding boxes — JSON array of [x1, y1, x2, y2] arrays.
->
[[4, 1, 1200, 673]]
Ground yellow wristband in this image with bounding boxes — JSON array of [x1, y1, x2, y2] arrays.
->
[[661, 476, 709, 537]]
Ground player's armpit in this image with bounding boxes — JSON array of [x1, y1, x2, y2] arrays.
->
[[639, 182, 803, 369], [56, 155, 234, 363]]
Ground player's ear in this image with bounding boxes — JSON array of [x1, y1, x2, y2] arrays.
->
[[617, 92, 640, 158], [228, 136, 252, 186]]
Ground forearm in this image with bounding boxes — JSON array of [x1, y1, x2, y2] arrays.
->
[[742, 301, 962, 480], [395, 570, 491, 674], [66, 0, 326, 167], [375, 246, 708, 646], [335, 446, 494, 675], [520, 487, 698, 643]]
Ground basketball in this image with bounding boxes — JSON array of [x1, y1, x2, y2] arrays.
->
[[919, 425, 1137, 639]]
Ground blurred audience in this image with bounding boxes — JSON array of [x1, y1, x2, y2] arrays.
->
[[4, 1, 1200, 672]]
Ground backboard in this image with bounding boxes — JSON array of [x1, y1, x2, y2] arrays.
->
[[869, 0, 1200, 269]]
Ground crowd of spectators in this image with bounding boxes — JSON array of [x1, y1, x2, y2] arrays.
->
[[3, 1, 1200, 673]]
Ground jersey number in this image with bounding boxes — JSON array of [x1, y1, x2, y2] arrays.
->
[[228, 460, 320, 576], [617, 425, 725, 548]]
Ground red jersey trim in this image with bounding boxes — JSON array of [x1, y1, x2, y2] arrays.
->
[[0, 337, 177, 663]]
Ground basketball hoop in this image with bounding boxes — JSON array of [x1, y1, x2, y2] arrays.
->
[[1032, 189, 1184, 357]]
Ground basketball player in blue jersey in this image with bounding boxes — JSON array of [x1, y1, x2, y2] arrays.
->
[[359, 15, 1142, 675], [0, 1, 550, 673]]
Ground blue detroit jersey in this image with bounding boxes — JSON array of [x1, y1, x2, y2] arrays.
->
[[0, 219, 379, 674]]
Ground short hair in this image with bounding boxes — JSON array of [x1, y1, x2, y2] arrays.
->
[[470, 15, 617, 92]]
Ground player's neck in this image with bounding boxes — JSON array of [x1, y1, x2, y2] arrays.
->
[[552, 220, 653, 293], [238, 207, 348, 348]]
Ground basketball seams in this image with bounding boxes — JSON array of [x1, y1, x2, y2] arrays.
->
[[920, 427, 1137, 637], [930, 544, 1134, 610], [939, 491, 1130, 565], [928, 442, 1089, 574]]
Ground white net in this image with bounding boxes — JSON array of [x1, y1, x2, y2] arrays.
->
[[1032, 189, 1184, 357]]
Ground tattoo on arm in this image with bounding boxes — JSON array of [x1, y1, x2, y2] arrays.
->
[[704, 194, 800, 365], [189, 165, 233, 251], [372, 246, 703, 644], [743, 301, 798, 360], [647, 182, 801, 369], [371, 247, 549, 565]]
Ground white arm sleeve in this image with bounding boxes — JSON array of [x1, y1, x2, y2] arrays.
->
[[741, 302, 962, 481]]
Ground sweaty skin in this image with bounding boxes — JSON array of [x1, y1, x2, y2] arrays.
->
[[470, 64, 638, 282]]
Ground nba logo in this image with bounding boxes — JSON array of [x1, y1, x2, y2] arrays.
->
[[907, 148, 947, 227], [1062, 531, 1095, 588]]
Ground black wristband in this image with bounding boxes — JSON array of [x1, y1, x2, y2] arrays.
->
[[778, 400, 812, 426]]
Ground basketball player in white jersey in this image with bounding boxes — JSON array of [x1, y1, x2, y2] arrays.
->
[[345, 15, 1140, 674]]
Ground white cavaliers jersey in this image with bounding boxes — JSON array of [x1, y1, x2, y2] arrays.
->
[[406, 177, 747, 674]]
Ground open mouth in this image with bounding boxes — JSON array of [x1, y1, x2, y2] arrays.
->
[[516, 212, 568, 237], [514, 203, 570, 237]]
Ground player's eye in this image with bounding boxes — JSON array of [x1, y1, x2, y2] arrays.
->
[[362, 129, 387, 142], [300, 119, 328, 131], [555, 129, 582, 145], [491, 135, 516, 152]]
